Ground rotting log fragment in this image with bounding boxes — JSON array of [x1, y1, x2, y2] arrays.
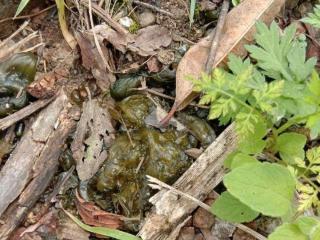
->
[[138, 124, 237, 240], [0, 91, 76, 239]]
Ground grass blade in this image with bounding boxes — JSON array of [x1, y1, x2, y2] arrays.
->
[[189, 0, 196, 26], [15, 0, 31, 17], [64, 210, 141, 240]]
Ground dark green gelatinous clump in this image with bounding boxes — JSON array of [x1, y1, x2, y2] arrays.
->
[[0, 53, 37, 116], [110, 75, 143, 100], [117, 94, 154, 127], [177, 113, 216, 146], [91, 128, 194, 218]]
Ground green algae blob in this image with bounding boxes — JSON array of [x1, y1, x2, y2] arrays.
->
[[0, 53, 37, 116]]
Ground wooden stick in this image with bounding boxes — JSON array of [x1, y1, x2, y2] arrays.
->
[[147, 176, 267, 240], [0, 98, 54, 131], [205, 0, 229, 73], [80, 0, 129, 36], [0, 5, 56, 24]]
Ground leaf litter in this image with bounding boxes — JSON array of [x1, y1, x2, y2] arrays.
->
[[0, 0, 314, 240]]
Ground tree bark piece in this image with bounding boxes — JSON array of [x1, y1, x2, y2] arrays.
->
[[0, 91, 76, 239], [0, 92, 70, 218], [138, 124, 237, 240]]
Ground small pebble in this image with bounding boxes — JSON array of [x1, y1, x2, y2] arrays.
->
[[178, 227, 195, 240], [119, 16, 134, 29]]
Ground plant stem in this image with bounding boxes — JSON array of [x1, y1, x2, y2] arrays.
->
[[275, 111, 320, 135]]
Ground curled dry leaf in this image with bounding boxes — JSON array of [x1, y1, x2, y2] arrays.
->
[[165, 0, 286, 121], [75, 32, 116, 91], [75, 191, 123, 229], [71, 99, 115, 181]]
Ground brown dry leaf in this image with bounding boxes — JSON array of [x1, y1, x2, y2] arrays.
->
[[27, 68, 68, 99], [71, 99, 115, 181], [92, 24, 171, 57], [93, 23, 132, 53], [167, 0, 286, 117], [75, 192, 123, 229], [128, 25, 172, 56], [75, 32, 116, 91]]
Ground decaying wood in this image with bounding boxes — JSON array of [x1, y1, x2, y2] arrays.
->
[[0, 97, 54, 131], [0, 93, 67, 218], [138, 124, 237, 240], [0, 91, 75, 239]]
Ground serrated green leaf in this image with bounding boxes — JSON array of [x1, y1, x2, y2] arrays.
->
[[268, 223, 308, 240], [287, 41, 317, 82], [230, 153, 257, 170], [211, 191, 259, 223], [224, 162, 295, 217], [246, 22, 296, 81], [275, 133, 307, 165], [307, 147, 320, 165], [15, 0, 31, 17], [301, 5, 320, 28]]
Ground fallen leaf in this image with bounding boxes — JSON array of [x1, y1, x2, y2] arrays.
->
[[128, 25, 172, 56], [91, 24, 172, 58], [93, 23, 132, 53], [27, 68, 68, 99], [75, 32, 116, 91], [165, 0, 286, 121], [75, 191, 123, 229], [71, 99, 115, 181]]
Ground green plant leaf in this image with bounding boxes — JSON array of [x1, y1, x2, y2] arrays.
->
[[230, 153, 258, 170], [211, 191, 259, 223], [15, 0, 31, 17], [295, 216, 320, 236], [268, 223, 308, 240], [237, 118, 267, 154], [224, 162, 295, 217], [64, 210, 141, 240], [301, 5, 320, 28], [311, 224, 320, 240], [275, 132, 307, 165], [189, 0, 196, 26]]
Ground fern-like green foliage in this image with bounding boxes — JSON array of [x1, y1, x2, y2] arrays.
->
[[194, 21, 320, 239], [301, 5, 320, 28], [192, 54, 283, 140], [193, 21, 319, 140]]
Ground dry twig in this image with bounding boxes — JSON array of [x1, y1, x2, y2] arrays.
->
[[205, 0, 230, 73], [0, 5, 56, 24], [0, 98, 54, 131]]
